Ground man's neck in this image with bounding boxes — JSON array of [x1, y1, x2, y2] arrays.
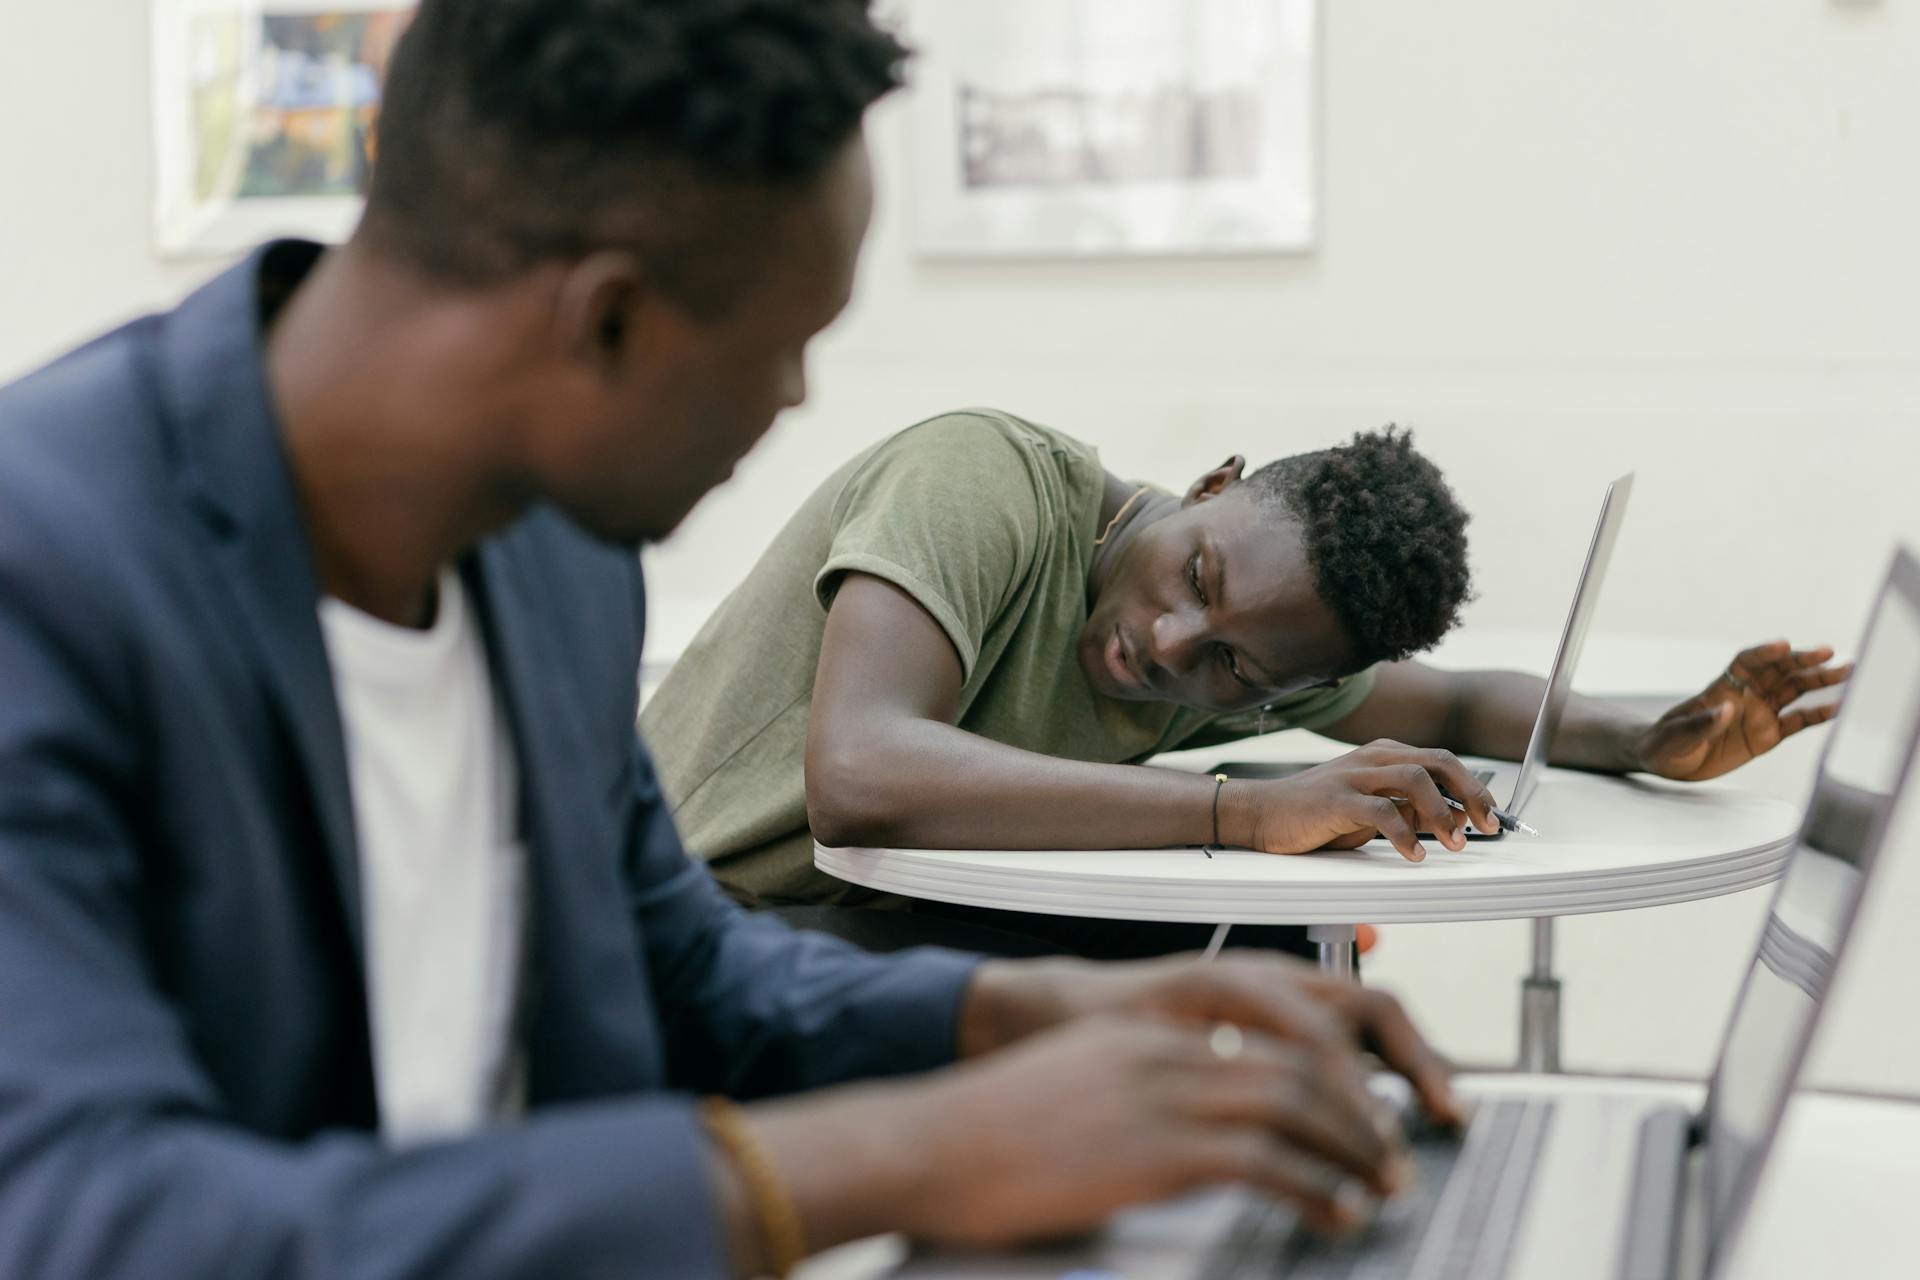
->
[[1087, 471, 1176, 601], [265, 243, 535, 627]]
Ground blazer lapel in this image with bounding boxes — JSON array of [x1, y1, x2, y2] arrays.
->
[[155, 244, 365, 965], [468, 530, 662, 1100]]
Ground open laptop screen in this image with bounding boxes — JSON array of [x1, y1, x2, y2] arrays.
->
[[1701, 550, 1920, 1267], [1507, 473, 1633, 816]]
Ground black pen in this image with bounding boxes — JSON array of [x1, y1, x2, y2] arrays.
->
[[1444, 794, 1540, 837]]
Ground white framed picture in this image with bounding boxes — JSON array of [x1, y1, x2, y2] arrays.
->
[[902, 0, 1317, 259], [151, 0, 414, 257]]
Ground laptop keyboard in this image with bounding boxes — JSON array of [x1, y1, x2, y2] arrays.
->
[[1202, 1098, 1554, 1280]]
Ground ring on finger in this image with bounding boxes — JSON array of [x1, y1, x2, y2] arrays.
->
[[1724, 664, 1751, 693]]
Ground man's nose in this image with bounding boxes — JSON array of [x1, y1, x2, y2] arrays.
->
[[1148, 609, 1208, 678]]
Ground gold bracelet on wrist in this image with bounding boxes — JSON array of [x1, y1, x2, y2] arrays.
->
[[699, 1096, 807, 1279]]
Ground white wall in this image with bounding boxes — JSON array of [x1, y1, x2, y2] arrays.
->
[[653, 0, 1920, 650], [0, 4, 217, 383], [4, 0, 1918, 1090]]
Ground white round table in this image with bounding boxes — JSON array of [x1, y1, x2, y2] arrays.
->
[[814, 763, 1802, 1070]]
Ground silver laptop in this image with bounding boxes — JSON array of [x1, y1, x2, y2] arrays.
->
[[1213, 473, 1636, 836], [891, 546, 1920, 1280]]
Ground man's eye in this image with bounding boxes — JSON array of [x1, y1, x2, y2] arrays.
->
[[1219, 647, 1251, 687], [1187, 554, 1206, 605]]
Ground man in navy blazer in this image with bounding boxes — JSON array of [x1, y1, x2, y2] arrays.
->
[[0, 3, 1460, 1275]]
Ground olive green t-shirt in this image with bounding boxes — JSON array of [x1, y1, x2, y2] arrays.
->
[[640, 410, 1376, 906]]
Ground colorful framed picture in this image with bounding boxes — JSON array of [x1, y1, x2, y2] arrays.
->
[[902, 0, 1318, 258], [152, 0, 414, 256]]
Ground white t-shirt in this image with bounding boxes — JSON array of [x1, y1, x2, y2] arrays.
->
[[319, 569, 527, 1146]]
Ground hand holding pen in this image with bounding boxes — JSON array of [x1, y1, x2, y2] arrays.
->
[[1387, 789, 1542, 840], [1221, 742, 1512, 863], [1442, 793, 1540, 837]]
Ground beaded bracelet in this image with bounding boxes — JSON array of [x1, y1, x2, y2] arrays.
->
[[699, 1097, 806, 1278]]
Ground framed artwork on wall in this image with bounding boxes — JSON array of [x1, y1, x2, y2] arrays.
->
[[151, 0, 414, 257], [901, 0, 1318, 259]]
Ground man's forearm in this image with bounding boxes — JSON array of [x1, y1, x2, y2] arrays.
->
[[1325, 662, 1646, 773], [734, 1078, 942, 1265], [808, 717, 1221, 851], [955, 958, 1081, 1059], [1443, 670, 1645, 773]]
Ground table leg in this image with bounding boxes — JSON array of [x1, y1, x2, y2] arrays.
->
[[1518, 917, 1563, 1073], [1307, 923, 1357, 979]]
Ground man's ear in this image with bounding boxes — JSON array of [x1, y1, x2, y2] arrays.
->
[[1184, 455, 1247, 506], [552, 250, 649, 379]]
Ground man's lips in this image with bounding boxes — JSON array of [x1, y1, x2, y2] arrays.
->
[[1105, 627, 1146, 692]]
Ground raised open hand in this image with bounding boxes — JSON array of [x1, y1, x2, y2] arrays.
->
[[1635, 640, 1850, 782]]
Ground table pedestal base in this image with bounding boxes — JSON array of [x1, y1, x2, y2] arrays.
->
[[1301, 916, 1564, 1072], [1519, 975, 1563, 1072], [1519, 917, 1562, 1072], [1306, 923, 1356, 979]]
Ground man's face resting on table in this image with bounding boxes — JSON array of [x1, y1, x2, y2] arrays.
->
[[1079, 429, 1471, 716]]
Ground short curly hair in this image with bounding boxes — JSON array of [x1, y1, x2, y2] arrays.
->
[[1242, 427, 1473, 670], [363, 0, 907, 310]]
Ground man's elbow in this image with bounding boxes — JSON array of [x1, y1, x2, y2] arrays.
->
[[804, 735, 901, 848]]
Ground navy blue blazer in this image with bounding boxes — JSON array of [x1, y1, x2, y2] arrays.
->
[[0, 242, 978, 1277]]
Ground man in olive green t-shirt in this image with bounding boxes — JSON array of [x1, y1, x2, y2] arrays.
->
[[642, 409, 1845, 954]]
